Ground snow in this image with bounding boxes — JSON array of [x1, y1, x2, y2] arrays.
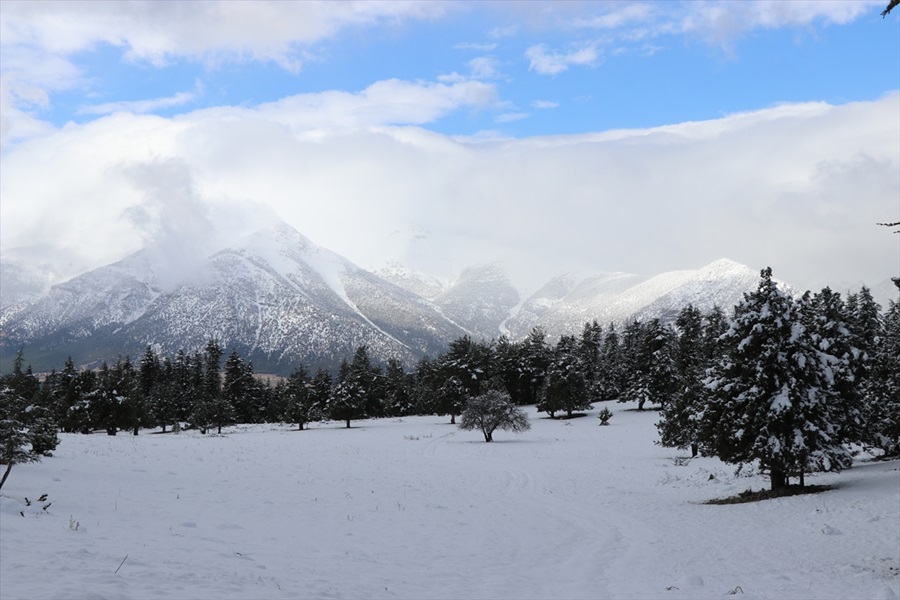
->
[[2, 405, 898, 600]]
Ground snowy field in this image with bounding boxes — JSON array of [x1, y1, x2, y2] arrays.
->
[[1, 404, 898, 600]]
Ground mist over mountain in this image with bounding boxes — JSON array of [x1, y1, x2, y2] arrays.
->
[[2, 220, 893, 375]]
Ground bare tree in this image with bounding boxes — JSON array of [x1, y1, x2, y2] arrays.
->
[[459, 389, 530, 442], [883, 0, 898, 17]]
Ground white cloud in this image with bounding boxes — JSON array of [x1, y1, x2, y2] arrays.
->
[[525, 43, 600, 75], [78, 91, 198, 116], [571, 3, 655, 30], [531, 100, 559, 109], [2, 93, 896, 296], [0, 0, 453, 146], [674, 0, 883, 46], [454, 42, 498, 52], [495, 112, 530, 123], [468, 57, 501, 79], [254, 78, 498, 130]]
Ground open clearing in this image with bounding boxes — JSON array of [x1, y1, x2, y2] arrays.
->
[[2, 404, 898, 600]]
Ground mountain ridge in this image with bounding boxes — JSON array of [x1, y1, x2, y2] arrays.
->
[[3, 222, 877, 375]]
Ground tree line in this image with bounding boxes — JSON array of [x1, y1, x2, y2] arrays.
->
[[2, 269, 898, 491]]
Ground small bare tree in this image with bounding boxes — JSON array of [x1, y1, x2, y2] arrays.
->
[[459, 389, 530, 442]]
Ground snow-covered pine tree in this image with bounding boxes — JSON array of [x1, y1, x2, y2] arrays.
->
[[0, 352, 59, 490], [658, 305, 707, 456], [538, 335, 591, 418], [620, 319, 676, 410], [328, 360, 366, 428], [595, 323, 623, 400], [383, 358, 415, 417], [517, 327, 551, 406], [698, 268, 857, 491], [284, 364, 317, 429], [862, 296, 900, 456], [799, 288, 864, 453]]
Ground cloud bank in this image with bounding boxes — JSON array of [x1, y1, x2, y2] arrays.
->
[[1, 90, 896, 295]]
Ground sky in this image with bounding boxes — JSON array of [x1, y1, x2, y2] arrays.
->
[[1, 0, 898, 295]]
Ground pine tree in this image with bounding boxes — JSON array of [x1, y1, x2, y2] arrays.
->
[[0, 352, 59, 490], [620, 320, 676, 410], [698, 269, 857, 491], [862, 297, 900, 456], [383, 359, 415, 417], [284, 364, 317, 429], [203, 341, 232, 434], [518, 328, 550, 406], [538, 335, 591, 418], [658, 305, 707, 456], [595, 324, 623, 400], [328, 360, 365, 428]]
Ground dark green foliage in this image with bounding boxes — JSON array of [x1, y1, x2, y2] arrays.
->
[[538, 335, 591, 418], [328, 360, 366, 428], [862, 297, 900, 455], [0, 351, 59, 490], [383, 358, 416, 417], [619, 319, 677, 410], [283, 364, 318, 429], [697, 269, 859, 491], [657, 305, 707, 455]]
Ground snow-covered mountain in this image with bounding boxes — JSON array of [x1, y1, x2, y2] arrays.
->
[[0, 222, 466, 373], [504, 259, 768, 340], [374, 262, 447, 299], [2, 218, 799, 374], [431, 264, 520, 341]]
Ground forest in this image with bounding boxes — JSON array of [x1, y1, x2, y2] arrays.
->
[[2, 268, 898, 492]]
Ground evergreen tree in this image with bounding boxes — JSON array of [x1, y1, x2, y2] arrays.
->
[[328, 360, 366, 428], [578, 321, 603, 397], [620, 320, 676, 410], [658, 305, 707, 456], [223, 349, 259, 424], [383, 358, 416, 417], [596, 323, 623, 400], [698, 268, 858, 491], [538, 335, 591, 418], [152, 358, 179, 433], [862, 297, 900, 456], [189, 351, 212, 434], [0, 351, 60, 489], [284, 364, 318, 429], [310, 368, 333, 420], [204, 341, 232, 434], [518, 328, 550, 406]]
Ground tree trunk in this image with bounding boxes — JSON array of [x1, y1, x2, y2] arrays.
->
[[133, 425, 139, 436], [638, 398, 645, 411], [298, 421, 304, 431], [799, 470, 805, 488], [217, 423, 222, 434], [691, 443, 699, 458], [770, 468, 787, 491], [483, 429, 493, 442], [0, 461, 13, 491], [450, 413, 456, 425], [106, 426, 117, 436], [161, 424, 167, 433], [345, 419, 351, 429]]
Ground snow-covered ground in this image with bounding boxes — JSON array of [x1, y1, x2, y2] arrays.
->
[[2, 404, 898, 600]]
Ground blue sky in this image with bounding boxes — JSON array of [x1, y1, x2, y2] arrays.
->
[[32, 1, 900, 137], [1, 1, 898, 296]]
